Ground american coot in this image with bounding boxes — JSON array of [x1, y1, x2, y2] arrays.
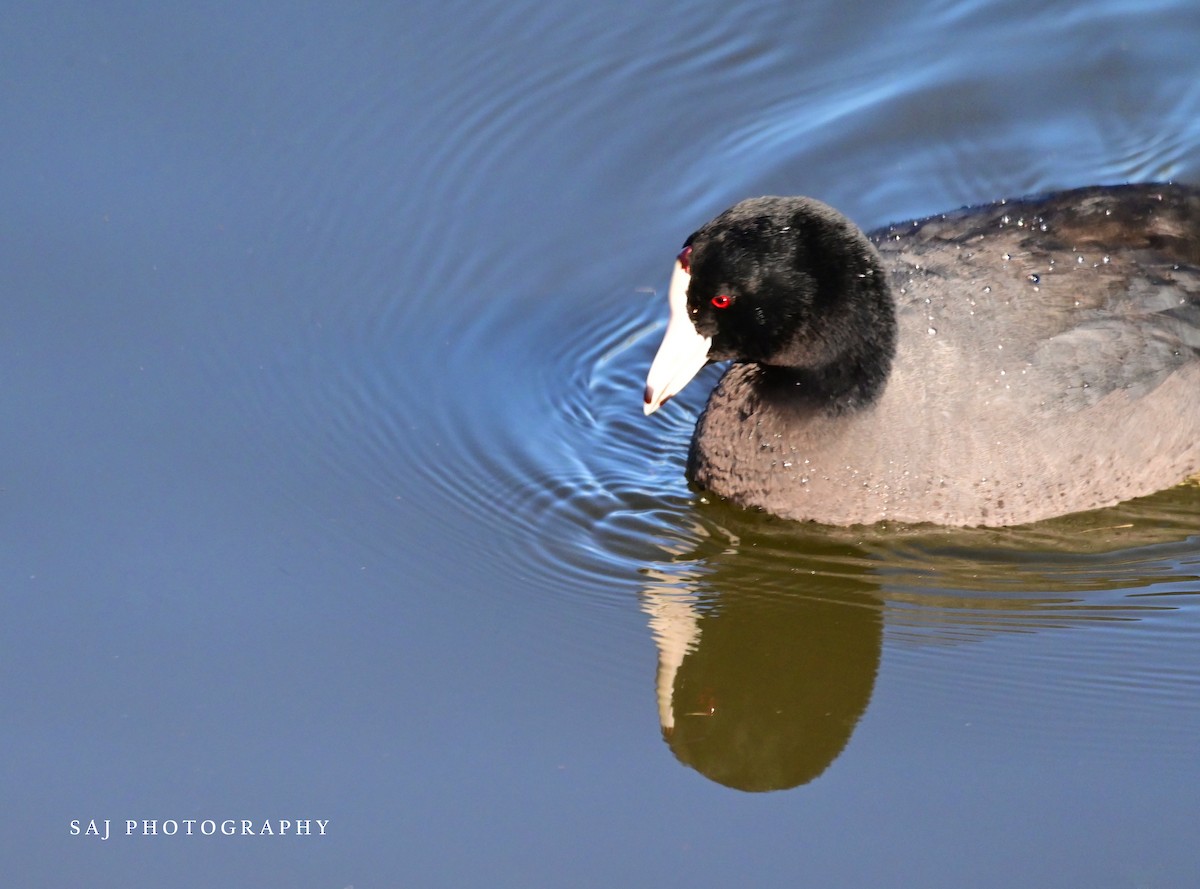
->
[[644, 184, 1200, 527]]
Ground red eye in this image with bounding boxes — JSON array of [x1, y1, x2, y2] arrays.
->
[[711, 294, 731, 309], [677, 245, 692, 272]]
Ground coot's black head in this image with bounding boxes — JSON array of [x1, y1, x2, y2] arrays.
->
[[644, 196, 896, 414]]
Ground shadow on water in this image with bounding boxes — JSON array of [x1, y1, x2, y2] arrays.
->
[[642, 557, 880, 793], [636, 483, 1200, 792]]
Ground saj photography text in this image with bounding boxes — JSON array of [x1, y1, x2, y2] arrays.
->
[[69, 819, 330, 841]]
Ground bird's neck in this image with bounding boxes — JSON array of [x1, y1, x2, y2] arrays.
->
[[758, 280, 897, 414]]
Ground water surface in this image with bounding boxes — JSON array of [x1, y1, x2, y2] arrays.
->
[[3, 1, 1200, 886]]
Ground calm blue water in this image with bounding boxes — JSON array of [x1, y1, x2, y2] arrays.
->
[[3, 1, 1200, 886]]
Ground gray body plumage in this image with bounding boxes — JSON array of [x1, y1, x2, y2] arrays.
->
[[686, 184, 1200, 526]]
